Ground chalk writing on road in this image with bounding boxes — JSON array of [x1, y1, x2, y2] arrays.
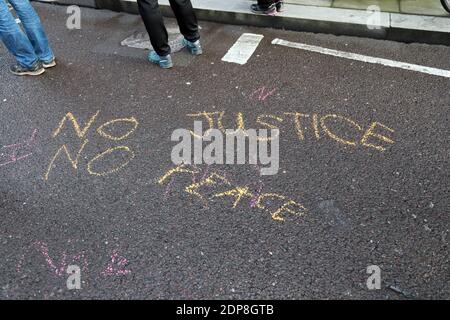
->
[[158, 164, 307, 222], [16, 241, 131, 277], [186, 111, 395, 152], [0, 129, 37, 168], [250, 86, 278, 102], [101, 251, 132, 276], [44, 111, 138, 181]]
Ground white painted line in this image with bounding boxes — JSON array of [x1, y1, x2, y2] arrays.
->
[[272, 38, 450, 79], [222, 33, 264, 65]]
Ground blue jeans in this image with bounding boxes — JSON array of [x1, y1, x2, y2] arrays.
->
[[0, 0, 53, 68]]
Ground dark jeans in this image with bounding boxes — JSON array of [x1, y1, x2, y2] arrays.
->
[[258, 0, 276, 7], [137, 0, 199, 56]]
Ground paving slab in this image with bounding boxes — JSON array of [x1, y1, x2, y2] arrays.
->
[[400, 0, 449, 16], [333, 0, 400, 12], [92, 0, 450, 45]]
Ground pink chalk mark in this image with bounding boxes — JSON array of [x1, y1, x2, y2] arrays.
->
[[16, 254, 25, 274], [164, 176, 175, 200], [250, 182, 264, 208], [250, 87, 277, 102], [34, 241, 67, 277], [0, 129, 37, 167], [32, 241, 88, 277], [101, 251, 131, 276]]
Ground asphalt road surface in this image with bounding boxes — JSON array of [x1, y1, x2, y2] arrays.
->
[[0, 3, 449, 299]]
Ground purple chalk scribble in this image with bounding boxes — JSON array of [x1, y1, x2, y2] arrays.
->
[[16, 241, 87, 277], [250, 182, 264, 208], [33, 241, 88, 277], [250, 86, 277, 102], [0, 129, 37, 167], [101, 251, 131, 276]]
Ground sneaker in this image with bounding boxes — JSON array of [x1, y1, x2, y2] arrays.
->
[[42, 58, 57, 69], [10, 61, 45, 76], [182, 38, 203, 56], [148, 51, 173, 69], [250, 3, 277, 16], [275, 0, 284, 12]]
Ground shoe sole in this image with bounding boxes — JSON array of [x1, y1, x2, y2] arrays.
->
[[10, 68, 45, 76], [182, 40, 203, 56], [149, 60, 173, 69], [159, 64, 173, 69], [148, 57, 173, 69], [43, 60, 57, 69], [251, 9, 277, 16], [188, 48, 202, 56]]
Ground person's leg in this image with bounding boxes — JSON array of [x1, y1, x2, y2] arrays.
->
[[137, 0, 171, 57], [257, 0, 275, 8], [274, 0, 284, 12], [0, 0, 41, 69], [168, 0, 201, 55], [168, 0, 199, 42], [8, 0, 54, 63], [252, 0, 277, 15]]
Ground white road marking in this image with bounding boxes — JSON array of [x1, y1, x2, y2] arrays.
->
[[222, 33, 264, 65], [272, 38, 450, 79]]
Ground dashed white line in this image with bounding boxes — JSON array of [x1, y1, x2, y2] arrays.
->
[[272, 38, 450, 79], [222, 33, 264, 65]]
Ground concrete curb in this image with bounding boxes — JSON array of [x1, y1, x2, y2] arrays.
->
[[34, 0, 98, 8], [45, 0, 450, 45]]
